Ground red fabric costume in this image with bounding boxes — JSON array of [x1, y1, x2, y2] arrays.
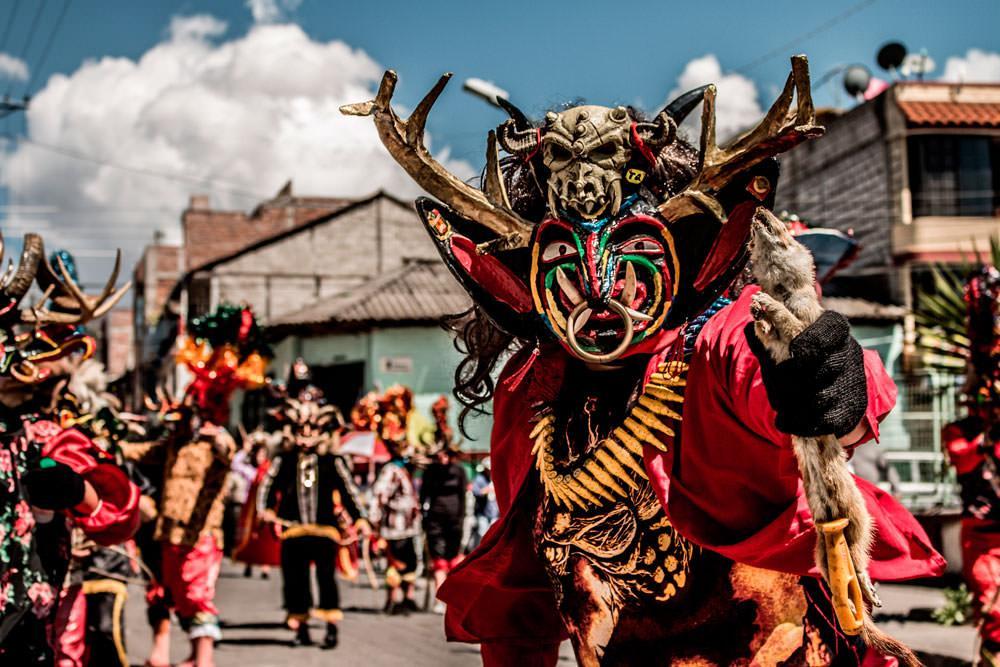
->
[[944, 420, 1000, 645], [37, 423, 142, 546], [439, 287, 945, 658], [27, 421, 141, 667], [232, 461, 282, 567], [161, 533, 224, 628]]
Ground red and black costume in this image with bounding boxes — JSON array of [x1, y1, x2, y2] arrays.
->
[[260, 377, 366, 648], [939, 265, 1000, 662], [0, 236, 140, 666], [346, 56, 943, 664]]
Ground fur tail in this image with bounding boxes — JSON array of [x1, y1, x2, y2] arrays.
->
[[861, 618, 922, 667]]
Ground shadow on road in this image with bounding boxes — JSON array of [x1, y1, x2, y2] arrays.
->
[[219, 621, 288, 630], [217, 638, 295, 647]]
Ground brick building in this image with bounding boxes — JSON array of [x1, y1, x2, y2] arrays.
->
[[776, 82, 1000, 509], [130, 183, 351, 398], [775, 81, 1000, 307]]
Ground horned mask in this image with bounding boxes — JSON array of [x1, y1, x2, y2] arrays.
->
[[0, 234, 130, 385], [343, 56, 823, 364]]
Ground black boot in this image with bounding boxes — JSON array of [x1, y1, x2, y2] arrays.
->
[[292, 622, 313, 647], [322, 623, 338, 650]]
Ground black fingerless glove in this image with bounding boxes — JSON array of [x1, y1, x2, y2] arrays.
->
[[23, 458, 87, 510], [745, 311, 868, 438]]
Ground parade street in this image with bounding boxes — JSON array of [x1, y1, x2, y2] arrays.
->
[[123, 562, 974, 667]]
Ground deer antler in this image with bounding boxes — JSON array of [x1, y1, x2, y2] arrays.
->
[[659, 55, 824, 224], [341, 71, 534, 249], [23, 250, 132, 325]]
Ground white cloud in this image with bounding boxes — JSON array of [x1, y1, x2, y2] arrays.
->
[[246, 0, 302, 25], [0, 15, 472, 280], [941, 49, 1000, 83], [663, 54, 763, 144], [168, 14, 228, 41], [0, 52, 28, 81]]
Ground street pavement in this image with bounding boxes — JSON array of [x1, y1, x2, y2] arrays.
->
[[124, 562, 975, 666]]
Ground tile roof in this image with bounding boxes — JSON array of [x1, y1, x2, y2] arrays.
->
[[269, 259, 470, 332], [897, 100, 1000, 128]]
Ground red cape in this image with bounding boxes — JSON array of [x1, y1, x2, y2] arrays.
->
[[439, 288, 944, 648]]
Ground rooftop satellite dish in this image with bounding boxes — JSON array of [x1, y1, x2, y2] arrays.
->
[[843, 65, 872, 97], [877, 42, 907, 72]]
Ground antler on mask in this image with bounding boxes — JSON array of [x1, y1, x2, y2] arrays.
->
[[659, 55, 823, 224], [341, 71, 534, 249], [0, 233, 44, 318], [25, 250, 132, 325]]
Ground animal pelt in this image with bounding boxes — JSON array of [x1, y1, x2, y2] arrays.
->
[[66, 358, 120, 415], [748, 207, 920, 667]]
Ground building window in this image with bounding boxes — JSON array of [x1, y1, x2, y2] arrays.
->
[[188, 278, 211, 319], [908, 135, 999, 217]]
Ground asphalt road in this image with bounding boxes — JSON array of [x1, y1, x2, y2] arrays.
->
[[122, 561, 975, 666]]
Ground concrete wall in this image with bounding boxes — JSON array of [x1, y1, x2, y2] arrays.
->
[[210, 197, 440, 322], [275, 326, 493, 451]]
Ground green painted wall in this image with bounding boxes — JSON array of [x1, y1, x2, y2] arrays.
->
[[274, 326, 493, 451]]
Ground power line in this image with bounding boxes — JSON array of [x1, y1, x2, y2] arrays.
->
[[8, 134, 271, 201], [0, 0, 21, 55], [23, 0, 71, 95], [733, 0, 878, 74], [6, 0, 46, 95]]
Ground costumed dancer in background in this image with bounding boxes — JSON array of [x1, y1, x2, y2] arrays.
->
[[934, 263, 1000, 664], [358, 386, 423, 615], [141, 303, 268, 667], [231, 429, 280, 579], [345, 56, 943, 664], [420, 396, 467, 614], [0, 236, 140, 666], [260, 370, 369, 649]]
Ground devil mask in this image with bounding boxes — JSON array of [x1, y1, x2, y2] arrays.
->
[[344, 57, 822, 363], [0, 235, 129, 386]]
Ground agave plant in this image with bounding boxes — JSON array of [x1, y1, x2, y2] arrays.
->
[[915, 236, 1000, 377]]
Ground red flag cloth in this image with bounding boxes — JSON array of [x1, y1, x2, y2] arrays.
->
[[439, 287, 944, 649]]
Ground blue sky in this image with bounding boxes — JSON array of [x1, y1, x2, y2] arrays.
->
[[0, 0, 996, 276], [2, 0, 994, 159]]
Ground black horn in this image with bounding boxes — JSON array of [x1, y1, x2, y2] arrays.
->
[[662, 84, 710, 124]]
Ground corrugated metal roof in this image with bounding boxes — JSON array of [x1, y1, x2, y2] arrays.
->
[[270, 259, 470, 330], [897, 100, 1000, 128]]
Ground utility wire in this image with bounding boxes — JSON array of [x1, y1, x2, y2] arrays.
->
[[6, 0, 46, 95], [0, 0, 21, 56], [8, 135, 271, 201], [733, 0, 878, 74], [23, 0, 71, 95]]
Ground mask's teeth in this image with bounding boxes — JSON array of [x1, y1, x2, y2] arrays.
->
[[555, 267, 583, 306], [622, 262, 637, 307], [572, 307, 592, 334]]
